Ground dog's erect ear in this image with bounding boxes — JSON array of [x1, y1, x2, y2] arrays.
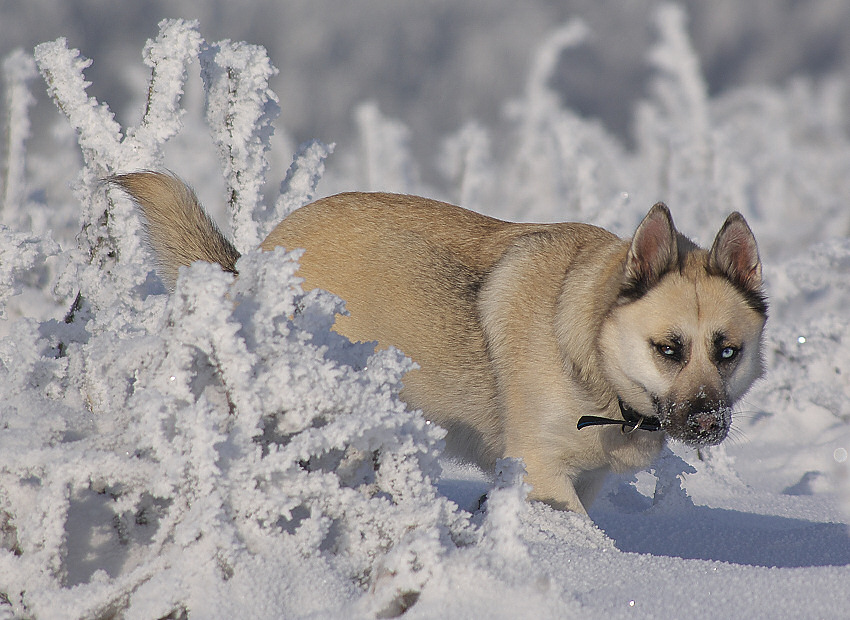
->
[[709, 212, 763, 295], [623, 203, 678, 296]]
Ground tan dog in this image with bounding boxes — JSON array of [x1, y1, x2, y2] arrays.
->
[[112, 172, 767, 513]]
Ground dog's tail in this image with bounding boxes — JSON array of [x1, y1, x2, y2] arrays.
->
[[110, 172, 241, 290]]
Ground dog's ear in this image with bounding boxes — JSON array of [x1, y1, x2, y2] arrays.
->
[[623, 203, 678, 297], [709, 212, 763, 295]]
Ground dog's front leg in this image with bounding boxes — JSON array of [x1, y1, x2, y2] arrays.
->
[[527, 472, 588, 515], [506, 446, 589, 514], [573, 468, 609, 510]]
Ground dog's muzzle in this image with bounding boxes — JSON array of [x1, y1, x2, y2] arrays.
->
[[662, 395, 731, 446]]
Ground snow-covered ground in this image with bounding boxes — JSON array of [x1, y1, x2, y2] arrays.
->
[[1, 3, 849, 618]]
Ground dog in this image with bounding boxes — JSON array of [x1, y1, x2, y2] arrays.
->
[[111, 171, 767, 514]]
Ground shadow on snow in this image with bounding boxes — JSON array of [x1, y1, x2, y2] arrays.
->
[[592, 503, 850, 568]]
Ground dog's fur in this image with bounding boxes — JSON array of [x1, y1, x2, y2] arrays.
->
[[112, 171, 767, 513]]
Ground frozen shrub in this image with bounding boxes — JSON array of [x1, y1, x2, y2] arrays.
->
[[1, 19, 475, 618]]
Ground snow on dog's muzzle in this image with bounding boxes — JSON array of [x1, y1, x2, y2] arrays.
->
[[663, 394, 731, 446]]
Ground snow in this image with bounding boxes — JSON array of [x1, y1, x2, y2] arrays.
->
[[1, 4, 850, 618]]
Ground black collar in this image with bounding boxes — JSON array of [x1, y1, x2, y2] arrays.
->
[[576, 398, 662, 433]]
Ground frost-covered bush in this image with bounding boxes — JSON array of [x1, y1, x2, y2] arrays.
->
[[0, 249, 477, 618], [0, 19, 478, 618]]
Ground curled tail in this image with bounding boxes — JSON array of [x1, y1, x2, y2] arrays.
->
[[110, 172, 241, 290]]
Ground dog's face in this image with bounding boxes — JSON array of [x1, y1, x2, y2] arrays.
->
[[599, 205, 767, 446]]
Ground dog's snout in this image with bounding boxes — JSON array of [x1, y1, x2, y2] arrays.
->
[[662, 391, 731, 446], [685, 402, 729, 445], [691, 411, 722, 434]]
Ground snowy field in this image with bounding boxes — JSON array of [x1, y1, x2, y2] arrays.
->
[[1, 2, 850, 618]]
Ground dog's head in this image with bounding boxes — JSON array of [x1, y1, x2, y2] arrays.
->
[[599, 204, 767, 446]]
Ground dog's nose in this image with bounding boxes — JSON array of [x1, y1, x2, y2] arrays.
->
[[692, 412, 721, 434], [687, 408, 729, 445]]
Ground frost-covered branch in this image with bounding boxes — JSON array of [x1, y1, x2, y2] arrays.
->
[[201, 40, 280, 251], [0, 227, 58, 319], [34, 38, 124, 176], [35, 19, 203, 175], [502, 19, 628, 223], [126, 18, 203, 160], [34, 37, 132, 311], [355, 102, 418, 193], [1, 50, 38, 217], [521, 20, 590, 122], [647, 4, 710, 130], [439, 121, 494, 212], [634, 3, 714, 230], [269, 139, 334, 228]]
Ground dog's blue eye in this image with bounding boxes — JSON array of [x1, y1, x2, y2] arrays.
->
[[719, 346, 738, 361]]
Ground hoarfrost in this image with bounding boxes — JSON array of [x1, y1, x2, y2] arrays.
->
[[1, 49, 38, 218], [355, 102, 419, 194], [200, 38, 280, 250], [271, 138, 335, 227]]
